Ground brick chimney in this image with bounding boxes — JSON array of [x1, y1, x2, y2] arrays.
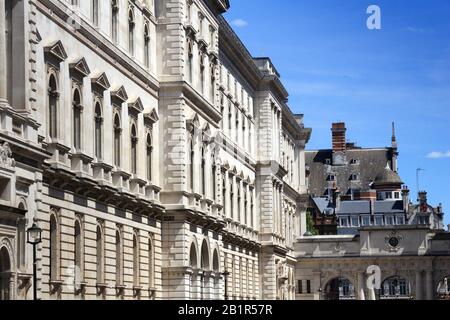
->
[[332, 122, 347, 152], [331, 122, 347, 165]]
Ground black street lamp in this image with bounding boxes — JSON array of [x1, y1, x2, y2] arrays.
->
[[221, 270, 230, 300], [27, 221, 42, 300]]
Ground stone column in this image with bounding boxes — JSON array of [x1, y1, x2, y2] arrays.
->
[[425, 270, 434, 300], [415, 270, 423, 300], [358, 272, 366, 300], [0, 0, 7, 103]]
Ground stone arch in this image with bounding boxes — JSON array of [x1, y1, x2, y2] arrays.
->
[[189, 238, 199, 269], [212, 249, 220, 272], [380, 275, 411, 299], [0, 245, 12, 300], [323, 275, 356, 300], [200, 239, 210, 270], [436, 273, 450, 300]]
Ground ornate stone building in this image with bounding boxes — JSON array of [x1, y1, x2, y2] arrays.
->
[[0, 0, 311, 300], [294, 225, 450, 300]]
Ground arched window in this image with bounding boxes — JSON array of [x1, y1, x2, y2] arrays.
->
[[96, 224, 104, 284], [229, 174, 234, 219], [148, 237, 154, 288], [0, 247, 11, 300], [91, 0, 99, 26], [128, 9, 135, 55], [189, 242, 197, 299], [210, 64, 215, 102], [222, 172, 226, 216], [200, 240, 209, 270], [49, 212, 60, 280], [133, 232, 140, 287], [211, 153, 216, 201], [113, 114, 121, 167], [200, 53, 205, 94], [144, 24, 150, 68], [243, 185, 248, 225], [115, 229, 123, 286], [111, 0, 119, 42], [201, 145, 206, 196], [130, 124, 138, 174], [74, 219, 83, 286], [188, 134, 194, 192], [146, 133, 153, 182], [94, 102, 103, 159], [73, 88, 82, 150], [187, 40, 193, 83], [250, 188, 254, 228], [48, 75, 58, 139], [237, 183, 241, 222]]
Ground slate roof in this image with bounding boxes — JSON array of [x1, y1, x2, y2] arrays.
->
[[312, 197, 334, 215], [306, 147, 395, 198], [335, 200, 406, 215], [374, 200, 404, 214], [373, 166, 403, 187], [336, 201, 370, 214]]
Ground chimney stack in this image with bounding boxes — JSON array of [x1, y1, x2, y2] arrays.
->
[[332, 122, 347, 153], [331, 123, 347, 165], [418, 191, 427, 204], [402, 186, 410, 211]]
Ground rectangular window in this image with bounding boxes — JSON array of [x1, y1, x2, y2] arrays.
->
[[362, 217, 371, 226], [375, 217, 384, 226], [397, 216, 405, 225], [385, 192, 392, 199], [298, 280, 303, 294], [386, 216, 394, 225], [306, 280, 311, 294], [340, 217, 348, 227], [351, 217, 359, 227]]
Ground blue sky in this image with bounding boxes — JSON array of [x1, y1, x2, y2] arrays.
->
[[224, 0, 450, 226]]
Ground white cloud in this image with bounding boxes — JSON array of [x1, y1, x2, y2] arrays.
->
[[231, 19, 248, 28], [427, 151, 450, 159]]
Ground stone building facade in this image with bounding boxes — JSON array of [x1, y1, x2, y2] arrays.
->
[[0, 0, 311, 300], [294, 226, 450, 300]]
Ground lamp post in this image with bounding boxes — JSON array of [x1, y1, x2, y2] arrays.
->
[[221, 270, 230, 300], [27, 221, 42, 300]]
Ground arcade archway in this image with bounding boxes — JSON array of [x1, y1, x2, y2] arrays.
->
[[380, 276, 411, 300], [437, 276, 450, 300], [323, 277, 355, 300], [0, 247, 11, 300]]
